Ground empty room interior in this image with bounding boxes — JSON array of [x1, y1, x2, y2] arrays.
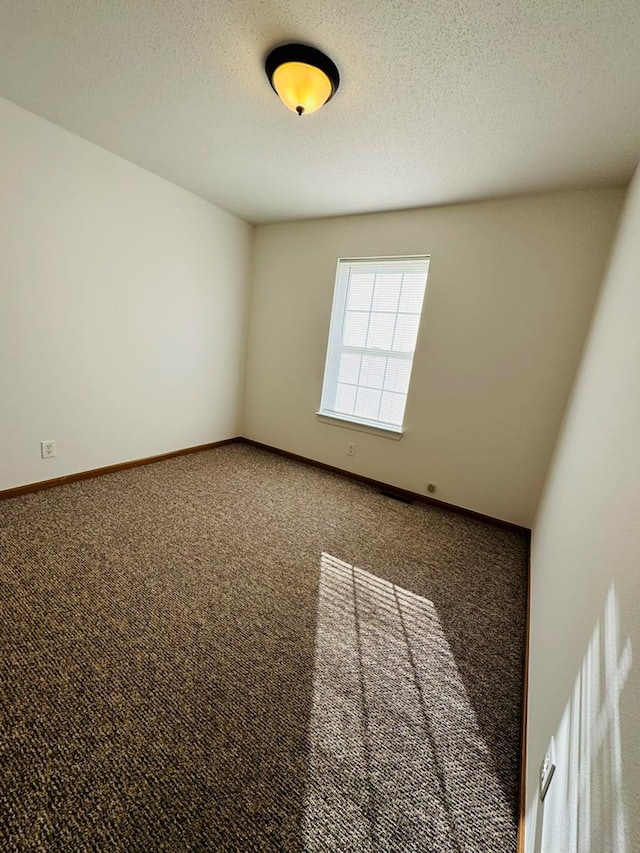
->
[[1, 1, 639, 851]]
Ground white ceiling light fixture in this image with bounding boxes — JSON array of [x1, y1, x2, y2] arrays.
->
[[265, 43, 340, 116]]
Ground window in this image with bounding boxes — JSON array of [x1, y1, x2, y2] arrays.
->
[[318, 256, 430, 434]]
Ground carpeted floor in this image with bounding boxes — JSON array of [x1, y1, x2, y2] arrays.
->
[[0, 443, 528, 852]]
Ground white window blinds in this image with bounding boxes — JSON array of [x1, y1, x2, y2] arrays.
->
[[319, 256, 430, 432]]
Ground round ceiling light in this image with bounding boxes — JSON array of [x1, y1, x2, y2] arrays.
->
[[265, 43, 340, 116]]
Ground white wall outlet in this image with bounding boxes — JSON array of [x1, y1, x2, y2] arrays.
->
[[540, 737, 556, 801], [347, 442, 356, 457], [41, 440, 56, 459]]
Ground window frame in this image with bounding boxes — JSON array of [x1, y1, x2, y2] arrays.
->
[[317, 254, 430, 437]]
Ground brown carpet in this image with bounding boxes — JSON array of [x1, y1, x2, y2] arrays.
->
[[0, 443, 528, 851]]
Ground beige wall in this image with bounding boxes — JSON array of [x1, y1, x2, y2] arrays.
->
[[0, 98, 252, 491], [524, 167, 640, 851], [243, 189, 623, 527]]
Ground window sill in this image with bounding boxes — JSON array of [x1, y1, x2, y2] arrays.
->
[[315, 412, 404, 440]]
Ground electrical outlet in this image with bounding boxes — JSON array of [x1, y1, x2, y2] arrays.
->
[[540, 737, 556, 801], [41, 440, 56, 459], [427, 483, 436, 493], [347, 442, 356, 457]]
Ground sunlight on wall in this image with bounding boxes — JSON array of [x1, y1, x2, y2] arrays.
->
[[525, 585, 633, 852], [302, 552, 514, 852]]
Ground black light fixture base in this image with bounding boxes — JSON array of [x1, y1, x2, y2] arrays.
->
[[265, 43, 340, 105]]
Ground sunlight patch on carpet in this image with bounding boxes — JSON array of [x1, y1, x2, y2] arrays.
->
[[303, 552, 514, 852]]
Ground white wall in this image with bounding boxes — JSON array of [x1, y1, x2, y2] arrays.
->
[[524, 167, 640, 851], [0, 98, 252, 491], [243, 190, 623, 527]]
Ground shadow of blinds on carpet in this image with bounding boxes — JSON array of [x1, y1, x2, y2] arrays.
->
[[302, 552, 514, 853]]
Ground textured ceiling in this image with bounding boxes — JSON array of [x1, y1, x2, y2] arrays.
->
[[0, 0, 638, 223]]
